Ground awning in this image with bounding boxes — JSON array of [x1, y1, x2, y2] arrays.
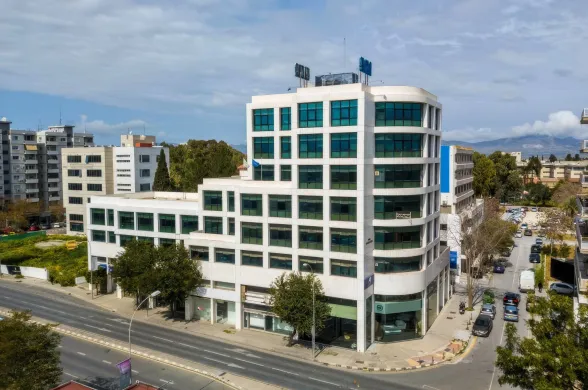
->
[[25, 144, 38, 151]]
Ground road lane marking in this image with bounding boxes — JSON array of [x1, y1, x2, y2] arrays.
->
[[76, 352, 86, 356], [63, 372, 79, 379], [132, 369, 139, 374], [176, 342, 231, 358], [272, 367, 299, 376], [309, 377, 340, 386], [102, 360, 112, 364], [160, 379, 174, 384], [202, 356, 245, 369], [84, 324, 112, 333], [152, 335, 174, 343], [423, 385, 441, 390], [232, 357, 265, 367]]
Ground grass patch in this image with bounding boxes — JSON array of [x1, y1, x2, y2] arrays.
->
[[0, 234, 87, 287]]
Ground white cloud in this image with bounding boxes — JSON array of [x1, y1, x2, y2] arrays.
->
[[512, 110, 583, 138], [79, 115, 148, 135], [442, 127, 496, 142]]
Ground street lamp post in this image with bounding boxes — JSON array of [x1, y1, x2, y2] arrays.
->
[[128, 290, 160, 380], [302, 263, 316, 361]]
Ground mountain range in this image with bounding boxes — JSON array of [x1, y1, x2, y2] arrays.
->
[[442, 135, 583, 158]]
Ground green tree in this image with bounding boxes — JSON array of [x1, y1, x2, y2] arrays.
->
[[495, 292, 588, 389], [473, 152, 496, 197], [0, 311, 62, 390], [502, 171, 524, 203], [269, 272, 331, 346], [111, 239, 158, 304], [525, 156, 542, 178], [153, 149, 173, 191], [488, 151, 519, 199], [575, 153, 581, 161], [85, 267, 107, 294], [565, 153, 573, 161], [548, 154, 557, 163], [526, 183, 551, 205], [561, 195, 579, 218], [155, 244, 203, 318]]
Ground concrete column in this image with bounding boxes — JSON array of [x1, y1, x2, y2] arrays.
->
[[185, 297, 194, 321], [116, 283, 123, 299], [436, 275, 440, 316], [148, 296, 154, 310], [421, 289, 427, 336], [210, 298, 216, 324]]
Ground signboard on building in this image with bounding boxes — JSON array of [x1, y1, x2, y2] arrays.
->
[[117, 358, 132, 388], [449, 251, 458, 269], [364, 274, 374, 290]]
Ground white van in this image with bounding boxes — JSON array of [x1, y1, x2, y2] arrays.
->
[[519, 270, 535, 293]]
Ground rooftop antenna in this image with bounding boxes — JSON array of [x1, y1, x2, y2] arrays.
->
[[343, 37, 346, 69], [59, 106, 62, 125]]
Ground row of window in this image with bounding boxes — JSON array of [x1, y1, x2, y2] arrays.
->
[[91, 230, 177, 247], [68, 169, 102, 178], [90, 209, 199, 234], [67, 155, 101, 163], [252, 133, 422, 159], [68, 183, 103, 192], [253, 101, 436, 131]]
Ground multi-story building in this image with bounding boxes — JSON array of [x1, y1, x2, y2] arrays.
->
[[63, 136, 169, 234], [87, 81, 450, 353], [440, 145, 483, 281], [519, 159, 588, 188]]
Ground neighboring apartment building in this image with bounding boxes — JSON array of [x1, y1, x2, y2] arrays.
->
[[63, 136, 168, 234], [520, 159, 588, 188], [575, 195, 588, 317], [86, 80, 450, 353]]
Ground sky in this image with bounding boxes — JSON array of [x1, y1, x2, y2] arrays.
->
[[1, 0, 587, 146]]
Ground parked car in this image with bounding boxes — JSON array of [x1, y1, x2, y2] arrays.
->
[[501, 246, 513, 257], [503, 292, 521, 306], [28, 225, 40, 231], [529, 253, 540, 263], [538, 230, 546, 238], [531, 207, 537, 212], [524, 229, 533, 236], [521, 207, 526, 212], [531, 245, 542, 254], [521, 223, 528, 230], [532, 223, 538, 230], [515, 230, 523, 238], [52, 222, 61, 228], [493, 263, 506, 274], [503, 305, 520, 322], [472, 315, 493, 337], [535, 238, 543, 246], [549, 282, 575, 296], [41, 224, 51, 230], [480, 303, 496, 320]]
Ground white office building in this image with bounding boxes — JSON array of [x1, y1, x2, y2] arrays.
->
[[87, 80, 450, 353]]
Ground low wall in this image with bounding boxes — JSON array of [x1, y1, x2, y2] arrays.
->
[[0, 231, 46, 241], [0, 265, 49, 280]]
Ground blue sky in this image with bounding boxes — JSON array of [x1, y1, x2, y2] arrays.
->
[[0, 0, 587, 146]]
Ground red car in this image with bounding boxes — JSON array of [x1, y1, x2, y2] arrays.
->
[[28, 225, 40, 231]]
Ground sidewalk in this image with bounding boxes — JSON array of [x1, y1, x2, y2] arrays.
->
[[2, 276, 476, 371]]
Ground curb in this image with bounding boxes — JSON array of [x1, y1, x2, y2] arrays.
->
[[0, 309, 244, 390]]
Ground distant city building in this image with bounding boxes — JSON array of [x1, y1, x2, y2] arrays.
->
[[518, 159, 588, 188]]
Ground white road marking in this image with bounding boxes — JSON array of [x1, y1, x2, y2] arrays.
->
[[309, 377, 340, 386], [58, 345, 63, 348], [102, 360, 112, 364], [232, 357, 265, 367], [225, 347, 261, 358], [63, 372, 79, 379], [84, 324, 112, 333], [202, 356, 244, 369], [160, 379, 173, 384], [177, 342, 231, 358], [132, 369, 139, 374], [423, 386, 441, 390], [76, 352, 86, 356], [227, 363, 245, 369], [152, 335, 174, 343], [272, 367, 299, 376]]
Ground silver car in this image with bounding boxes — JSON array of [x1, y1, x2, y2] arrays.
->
[[480, 303, 496, 319], [549, 282, 575, 296]]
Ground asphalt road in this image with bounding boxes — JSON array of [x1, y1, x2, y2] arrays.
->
[[60, 335, 230, 390]]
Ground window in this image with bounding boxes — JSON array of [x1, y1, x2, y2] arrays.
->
[[139, 183, 150, 192], [299, 226, 323, 250], [86, 155, 101, 163], [91, 230, 106, 242], [375, 134, 422, 157], [190, 246, 209, 261], [204, 216, 223, 234], [119, 212, 135, 230], [68, 183, 82, 191], [330, 165, 357, 190], [87, 183, 103, 191], [107, 210, 114, 226], [253, 108, 274, 131], [331, 133, 357, 158], [270, 254, 292, 270], [138, 236, 154, 245], [299, 196, 322, 219], [108, 231, 116, 243], [374, 165, 421, 188], [70, 214, 84, 222], [204, 191, 223, 211], [280, 165, 291, 181], [376, 102, 423, 127], [331, 100, 358, 126], [69, 223, 84, 232], [47, 173, 59, 179], [214, 281, 235, 290], [228, 217, 235, 235], [375, 256, 422, 273], [137, 213, 154, 231], [91, 209, 105, 225], [159, 238, 175, 247], [298, 102, 323, 128], [253, 165, 274, 181], [228, 191, 235, 212], [375, 227, 421, 250], [269, 195, 291, 218], [298, 165, 322, 189], [67, 155, 81, 163], [298, 134, 323, 158], [330, 197, 356, 221], [241, 194, 262, 216], [299, 256, 323, 274], [280, 136, 291, 159], [69, 197, 83, 205], [242, 222, 263, 245], [331, 260, 357, 277], [87, 169, 102, 177], [68, 169, 81, 177], [269, 224, 292, 247], [139, 155, 150, 163], [331, 229, 357, 253], [159, 214, 176, 233], [253, 137, 274, 159], [139, 169, 150, 178], [242, 251, 263, 267], [181, 215, 198, 234], [280, 107, 291, 130], [215, 249, 235, 264], [374, 196, 422, 219]]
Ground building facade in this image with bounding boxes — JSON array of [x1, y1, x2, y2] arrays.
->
[[63, 137, 169, 234], [87, 83, 450, 353]]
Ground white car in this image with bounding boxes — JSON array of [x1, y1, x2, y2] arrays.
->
[[521, 223, 528, 230], [515, 231, 523, 238]]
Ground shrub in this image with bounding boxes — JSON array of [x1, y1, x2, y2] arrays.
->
[[559, 243, 571, 259], [483, 290, 495, 304]]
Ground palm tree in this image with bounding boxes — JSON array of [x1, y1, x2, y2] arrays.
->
[[560, 196, 578, 218]]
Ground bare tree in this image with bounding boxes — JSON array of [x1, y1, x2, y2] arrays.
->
[[539, 208, 571, 251], [448, 199, 517, 309], [551, 182, 581, 205]]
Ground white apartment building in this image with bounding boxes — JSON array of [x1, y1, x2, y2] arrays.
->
[[86, 81, 450, 353], [440, 145, 482, 281], [62, 136, 169, 234]]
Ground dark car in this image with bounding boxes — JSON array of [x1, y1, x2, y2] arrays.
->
[[529, 253, 540, 263], [524, 229, 533, 236], [535, 238, 543, 246], [503, 292, 521, 306], [530, 245, 541, 254], [472, 315, 493, 337], [500, 247, 513, 257], [493, 263, 506, 273]]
